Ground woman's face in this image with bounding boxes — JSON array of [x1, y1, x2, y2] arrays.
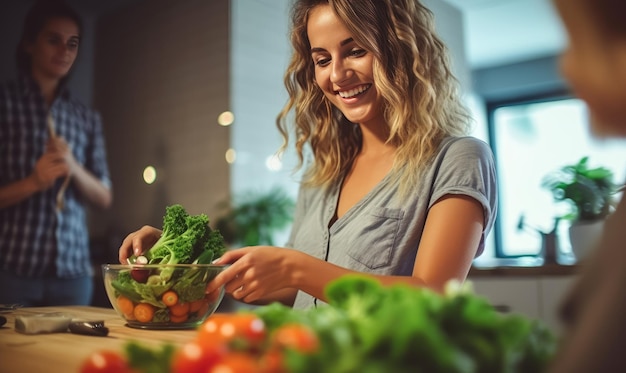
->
[[307, 4, 384, 127], [554, 0, 626, 137], [26, 16, 80, 81]]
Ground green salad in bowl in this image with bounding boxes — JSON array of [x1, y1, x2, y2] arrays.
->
[[102, 204, 228, 329]]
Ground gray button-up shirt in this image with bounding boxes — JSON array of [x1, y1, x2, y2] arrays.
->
[[286, 136, 498, 309]]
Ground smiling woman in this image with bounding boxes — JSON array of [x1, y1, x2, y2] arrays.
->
[[118, 0, 498, 311]]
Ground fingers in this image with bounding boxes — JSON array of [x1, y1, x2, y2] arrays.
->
[[118, 225, 162, 263], [46, 136, 69, 153], [231, 279, 261, 303], [212, 247, 249, 264], [208, 261, 262, 303], [118, 234, 135, 264], [46, 137, 78, 172], [206, 265, 237, 295], [32, 156, 70, 190], [224, 272, 248, 295], [206, 248, 250, 294]]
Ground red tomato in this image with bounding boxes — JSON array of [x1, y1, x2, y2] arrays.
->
[[171, 340, 227, 373], [79, 350, 132, 373], [197, 313, 266, 350], [208, 352, 259, 373], [259, 349, 287, 373], [130, 268, 150, 283], [270, 324, 319, 354]]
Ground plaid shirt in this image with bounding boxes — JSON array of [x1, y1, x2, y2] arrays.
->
[[0, 75, 111, 278]]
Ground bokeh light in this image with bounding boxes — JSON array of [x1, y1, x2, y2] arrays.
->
[[225, 148, 236, 164], [218, 111, 234, 126], [143, 166, 157, 184]]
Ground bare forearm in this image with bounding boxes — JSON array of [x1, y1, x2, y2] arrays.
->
[[290, 251, 434, 302], [70, 164, 112, 209], [0, 176, 41, 209]]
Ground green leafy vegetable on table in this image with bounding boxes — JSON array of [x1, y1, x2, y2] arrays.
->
[[120, 275, 557, 372], [253, 275, 557, 373]]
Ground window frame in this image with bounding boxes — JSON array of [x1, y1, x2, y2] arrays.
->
[[486, 89, 573, 258]]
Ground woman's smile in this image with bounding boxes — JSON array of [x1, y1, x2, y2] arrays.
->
[[307, 5, 383, 126], [336, 83, 372, 100]]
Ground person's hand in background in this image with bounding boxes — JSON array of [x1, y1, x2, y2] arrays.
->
[[30, 139, 70, 191]]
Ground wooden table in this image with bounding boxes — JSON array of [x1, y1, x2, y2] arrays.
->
[[0, 306, 198, 373]]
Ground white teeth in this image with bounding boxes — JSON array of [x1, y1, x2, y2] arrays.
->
[[338, 85, 369, 98]]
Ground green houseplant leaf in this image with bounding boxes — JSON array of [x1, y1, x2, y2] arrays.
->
[[541, 156, 619, 222], [215, 187, 295, 246]]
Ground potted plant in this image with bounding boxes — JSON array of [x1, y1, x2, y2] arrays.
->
[[541, 156, 620, 260], [214, 186, 295, 247]]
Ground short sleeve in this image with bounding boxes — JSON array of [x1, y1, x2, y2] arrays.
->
[[85, 110, 112, 189], [430, 137, 498, 255]]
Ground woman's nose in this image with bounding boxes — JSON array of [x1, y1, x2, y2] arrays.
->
[[56, 44, 69, 54], [57, 42, 75, 54], [330, 59, 352, 83]]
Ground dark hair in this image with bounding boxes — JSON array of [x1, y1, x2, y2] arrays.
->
[[16, 0, 83, 79], [585, 0, 626, 37]]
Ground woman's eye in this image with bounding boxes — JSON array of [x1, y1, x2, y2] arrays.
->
[[349, 49, 367, 57], [47, 37, 61, 46], [315, 57, 330, 67], [67, 40, 79, 50]]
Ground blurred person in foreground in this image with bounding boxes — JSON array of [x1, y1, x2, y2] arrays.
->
[[119, 0, 497, 309], [549, 0, 626, 371], [0, 0, 112, 306]]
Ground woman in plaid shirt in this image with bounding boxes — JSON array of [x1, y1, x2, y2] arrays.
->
[[0, 0, 112, 306]]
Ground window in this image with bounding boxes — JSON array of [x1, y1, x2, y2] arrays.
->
[[488, 94, 626, 258]]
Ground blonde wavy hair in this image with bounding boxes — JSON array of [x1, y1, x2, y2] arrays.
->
[[277, 0, 471, 195]]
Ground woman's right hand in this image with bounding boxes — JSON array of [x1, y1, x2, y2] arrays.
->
[[118, 225, 162, 264]]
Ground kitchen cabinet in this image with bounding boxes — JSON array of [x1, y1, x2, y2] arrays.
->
[[469, 266, 579, 335], [538, 276, 577, 335], [470, 277, 540, 320]]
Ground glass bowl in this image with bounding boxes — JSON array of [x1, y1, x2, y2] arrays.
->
[[102, 263, 228, 329]]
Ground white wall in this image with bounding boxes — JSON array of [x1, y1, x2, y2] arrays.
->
[[230, 0, 300, 197]]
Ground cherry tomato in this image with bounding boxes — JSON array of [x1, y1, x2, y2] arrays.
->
[[270, 324, 319, 354], [208, 352, 259, 373], [197, 313, 266, 350], [130, 268, 150, 283], [259, 349, 287, 373], [171, 340, 227, 373], [79, 350, 132, 373], [230, 313, 266, 345]]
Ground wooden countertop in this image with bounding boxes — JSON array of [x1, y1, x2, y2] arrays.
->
[[0, 306, 197, 373]]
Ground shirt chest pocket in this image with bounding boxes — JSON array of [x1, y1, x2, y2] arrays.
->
[[345, 207, 404, 269]]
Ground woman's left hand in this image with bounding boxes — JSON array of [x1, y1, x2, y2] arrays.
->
[[207, 246, 299, 303]]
